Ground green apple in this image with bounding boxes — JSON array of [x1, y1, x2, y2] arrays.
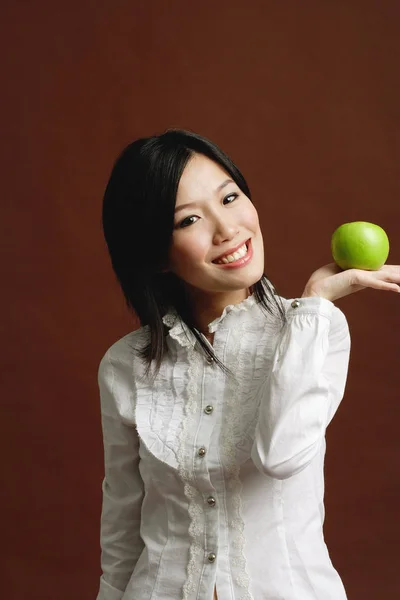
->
[[331, 221, 389, 270]]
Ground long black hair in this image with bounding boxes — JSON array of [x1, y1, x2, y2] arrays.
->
[[102, 129, 287, 379]]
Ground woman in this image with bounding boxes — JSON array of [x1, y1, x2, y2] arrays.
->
[[96, 129, 399, 600]]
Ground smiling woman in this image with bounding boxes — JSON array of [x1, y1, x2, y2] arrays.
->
[[165, 152, 268, 337], [102, 129, 286, 378], [97, 129, 352, 600]]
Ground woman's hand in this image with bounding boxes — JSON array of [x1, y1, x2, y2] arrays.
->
[[301, 263, 400, 302]]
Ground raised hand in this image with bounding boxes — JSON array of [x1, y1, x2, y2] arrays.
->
[[301, 262, 400, 302]]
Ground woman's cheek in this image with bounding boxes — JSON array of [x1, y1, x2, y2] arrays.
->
[[173, 240, 203, 270], [248, 205, 260, 227]]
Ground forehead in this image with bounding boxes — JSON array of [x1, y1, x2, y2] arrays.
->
[[177, 154, 231, 199]]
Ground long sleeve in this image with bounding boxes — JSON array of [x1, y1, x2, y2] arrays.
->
[[251, 296, 351, 480], [96, 349, 145, 600]]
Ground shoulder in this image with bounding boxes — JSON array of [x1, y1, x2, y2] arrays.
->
[[97, 326, 150, 420], [98, 325, 150, 387]]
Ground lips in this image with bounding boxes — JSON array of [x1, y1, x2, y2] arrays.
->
[[212, 239, 250, 263]]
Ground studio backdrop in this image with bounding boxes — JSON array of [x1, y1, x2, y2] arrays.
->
[[1, 1, 399, 599]]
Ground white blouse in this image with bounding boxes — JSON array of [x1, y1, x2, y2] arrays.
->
[[96, 294, 351, 600]]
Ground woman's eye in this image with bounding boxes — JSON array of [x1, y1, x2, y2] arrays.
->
[[178, 192, 239, 228], [179, 216, 198, 228], [223, 192, 239, 204]]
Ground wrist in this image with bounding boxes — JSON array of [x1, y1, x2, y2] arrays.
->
[[301, 287, 327, 299]]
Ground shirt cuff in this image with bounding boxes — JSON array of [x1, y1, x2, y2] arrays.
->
[[285, 296, 335, 320], [96, 576, 125, 600]]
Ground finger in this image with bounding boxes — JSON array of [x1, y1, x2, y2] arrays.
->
[[364, 280, 400, 292], [353, 273, 400, 293], [379, 265, 400, 275], [376, 267, 400, 288]]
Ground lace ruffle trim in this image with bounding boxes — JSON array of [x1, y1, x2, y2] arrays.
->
[[222, 320, 254, 600], [177, 347, 203, 599], [162, 294, 257, 346]]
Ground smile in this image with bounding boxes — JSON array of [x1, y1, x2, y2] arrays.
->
[[212, 239, 253, 269]]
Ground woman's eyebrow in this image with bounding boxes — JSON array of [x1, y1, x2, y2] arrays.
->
[[175, 179, 234, 214]]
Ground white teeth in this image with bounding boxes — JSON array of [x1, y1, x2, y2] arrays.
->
[[215, 243, 248, 264]]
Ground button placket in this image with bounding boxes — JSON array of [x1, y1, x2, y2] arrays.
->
[[197, 338, 219, 574]]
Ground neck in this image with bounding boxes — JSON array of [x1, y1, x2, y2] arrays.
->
[[188, 287, 251, 338]]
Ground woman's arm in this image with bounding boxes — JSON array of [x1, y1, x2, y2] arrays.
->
[[96, 348, 145, 600], [251, 296, 350, 480]]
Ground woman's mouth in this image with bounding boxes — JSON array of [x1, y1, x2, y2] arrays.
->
[[212, 239, 253, 268]]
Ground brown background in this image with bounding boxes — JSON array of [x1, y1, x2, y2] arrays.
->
[[1, 1, 399, 599]]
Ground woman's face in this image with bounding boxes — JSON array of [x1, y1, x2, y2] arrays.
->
[[166, 153, 265, 299]]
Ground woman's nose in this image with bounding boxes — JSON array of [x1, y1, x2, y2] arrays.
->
[[212, 219, 239, 243]]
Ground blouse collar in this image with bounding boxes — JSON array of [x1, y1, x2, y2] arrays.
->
[[162, 294, 257, 349]]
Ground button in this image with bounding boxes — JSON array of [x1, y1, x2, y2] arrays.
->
[[204, 405, 214, 415], [197, 447, 206, 457], [207, 552, 216, 563], [207, 496, 216, 507], [291, 299, 300, 308], [206, 355, 214, 364]]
